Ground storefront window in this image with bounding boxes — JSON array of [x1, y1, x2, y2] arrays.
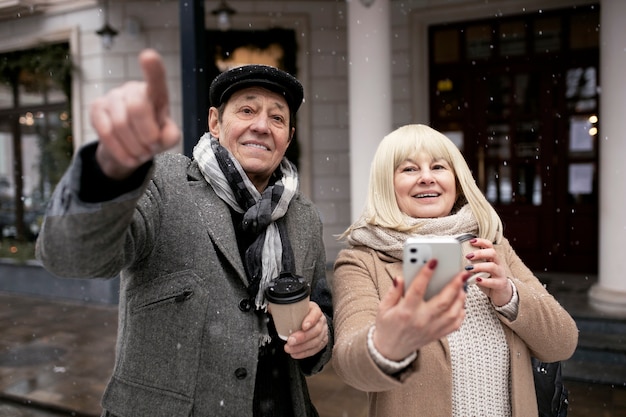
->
[[433, 29, 460, 63], [499, 20, 526, 56], [0, 43, 73, 261], [466, 24, 492, 59], [570, 8, 599, 50], [534, 17, 561, 53]]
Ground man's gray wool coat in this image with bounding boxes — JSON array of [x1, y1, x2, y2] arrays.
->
[[36, 144, 333, 417]]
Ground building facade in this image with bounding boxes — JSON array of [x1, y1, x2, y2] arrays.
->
[[1, 0, 624, 313]]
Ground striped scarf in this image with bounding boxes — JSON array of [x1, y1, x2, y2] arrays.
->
[[193, 133, 299, 311]]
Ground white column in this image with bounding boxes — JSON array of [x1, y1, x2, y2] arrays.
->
[[589, 0, 626, 314], [347, 0, 393, 221]]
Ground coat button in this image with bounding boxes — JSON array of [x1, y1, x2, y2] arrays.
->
[[234, 367, 248, 379], [239, 298, 252, 312]]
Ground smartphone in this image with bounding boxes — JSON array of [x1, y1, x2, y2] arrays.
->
[[403, 236, 463, 300]]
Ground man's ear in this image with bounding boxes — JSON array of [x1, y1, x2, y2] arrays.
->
[[289, 127, 295, 142], [208, 107, 220, 138]]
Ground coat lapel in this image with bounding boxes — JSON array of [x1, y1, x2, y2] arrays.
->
[[187, 163, 249, 286], [385, 261, 403, 281]]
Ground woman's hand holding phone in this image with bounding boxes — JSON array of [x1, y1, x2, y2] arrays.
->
[[372, 259, 469, 362]]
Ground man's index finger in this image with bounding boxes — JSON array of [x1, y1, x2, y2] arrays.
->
[[139, 49, 169, 121]]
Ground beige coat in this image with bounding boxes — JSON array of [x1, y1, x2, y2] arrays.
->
[[332, 238, 578, 417]]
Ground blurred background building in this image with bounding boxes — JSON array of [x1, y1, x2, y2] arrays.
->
[[0, 0, 624, 314]]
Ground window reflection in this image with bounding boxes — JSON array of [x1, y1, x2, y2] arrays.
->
[[534, 17, 561, 53], [487, 76, 511, 118], [570, 10, 600, 50], [485, 125, 513, 205], [466, 24, 492, 60], [435, 76, 464, 120], [499, 21, 526, 56], [433, 29, 460, 64], [566, 67, 597, 113], [0, 43, 72, 254]]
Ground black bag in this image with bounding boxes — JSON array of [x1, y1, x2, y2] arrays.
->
[[532, 358, 569, 417]]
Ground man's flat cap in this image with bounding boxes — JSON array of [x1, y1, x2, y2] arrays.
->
[[209, 64, 304, 113]]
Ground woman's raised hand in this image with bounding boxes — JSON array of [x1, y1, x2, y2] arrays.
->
[[372, 259, 468, 361]]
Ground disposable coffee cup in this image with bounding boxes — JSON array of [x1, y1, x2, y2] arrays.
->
[[265, 273, 311, 341]]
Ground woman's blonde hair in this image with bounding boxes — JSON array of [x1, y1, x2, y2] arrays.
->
[[347, 124, 503, 242]]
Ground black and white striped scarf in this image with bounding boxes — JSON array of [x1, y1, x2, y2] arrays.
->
[[193, 133, 298, 311]]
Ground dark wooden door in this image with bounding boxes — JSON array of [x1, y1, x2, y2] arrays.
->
[[429, 5, 599, 273], [466, 62, 598, 273]]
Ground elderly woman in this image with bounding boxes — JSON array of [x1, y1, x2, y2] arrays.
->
[[331, 124, 578, 417]]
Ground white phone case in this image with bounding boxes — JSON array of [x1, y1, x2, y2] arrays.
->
[[403, 236, 463, 300]]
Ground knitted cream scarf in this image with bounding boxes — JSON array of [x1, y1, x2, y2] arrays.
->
[[346, 204, 479, 258]]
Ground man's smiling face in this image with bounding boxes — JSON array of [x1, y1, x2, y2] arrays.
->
[[209, 86, 293, 191]]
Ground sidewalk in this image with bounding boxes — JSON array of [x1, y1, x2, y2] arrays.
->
[[0, 292, 115, 416], [0, 291, 365, 417], [0, 274, 625, 416]]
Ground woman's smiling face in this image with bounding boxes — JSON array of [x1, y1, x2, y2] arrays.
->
[[393, 151, 457, 219]]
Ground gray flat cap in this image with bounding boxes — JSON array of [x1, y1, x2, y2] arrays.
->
[[209, 64, 304, 113]]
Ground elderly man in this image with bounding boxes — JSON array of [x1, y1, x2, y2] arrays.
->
[[36, 49, 332, 417]]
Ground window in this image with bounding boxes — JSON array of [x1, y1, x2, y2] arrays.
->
[[0, 43, 73, 259]]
